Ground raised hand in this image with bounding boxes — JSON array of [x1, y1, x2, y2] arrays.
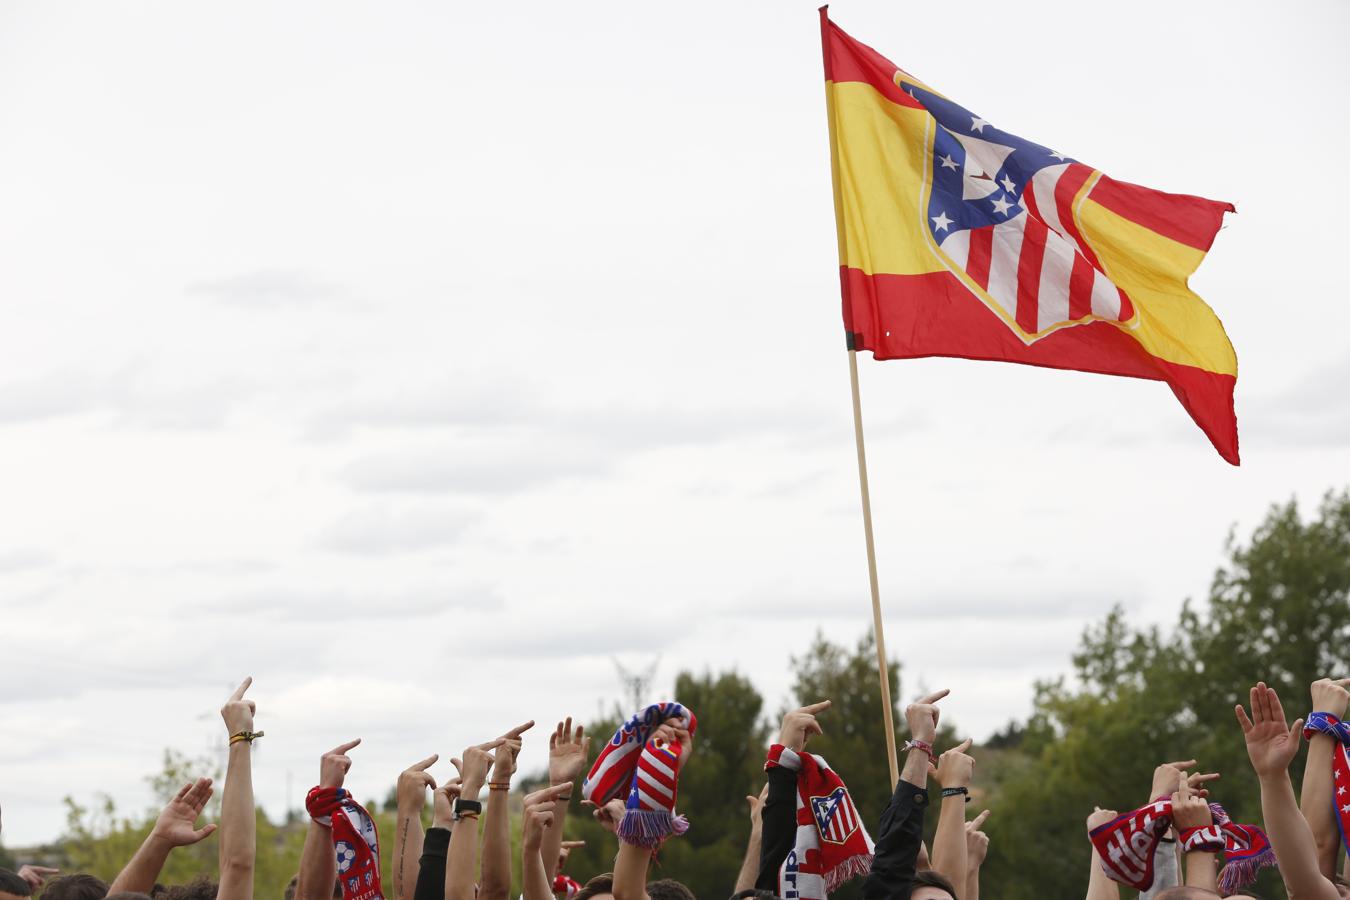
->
[[1149, 759, 1197, 800], [1086, 806, 1119, 831], [746, 783, 769, 831], [906, 689, 949, 744], [1236, 682, 1305, 778], [778, 701, 830, 753], [432, 779, 462, 830], [965, 809, 990, 870], [152, 778, 218, 847], [397, 754, 439, 811], [592, 798, 627, 835], [557, 841, 585, 873], [548, 718, 590, 784], [220, 678, 256, 736], [458, 738, 506, 792], [1310, 677, 1350, 719], [16, 866, 59, 891], [522, 785, 571, 851], [320, 739, 362, 789], [1170, 774, 1213, 830], [936, 738, 975, 789], [491, 721, 533, 782]]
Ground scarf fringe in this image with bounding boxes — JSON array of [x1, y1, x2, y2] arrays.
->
[[1218, 846, 1277, 896], [617, 809, 688, 848], [821, 853, 873, 892]]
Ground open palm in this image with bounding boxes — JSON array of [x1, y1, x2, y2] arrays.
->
[[153, 778, 218, 846], [1236, 682, 1304, 778]]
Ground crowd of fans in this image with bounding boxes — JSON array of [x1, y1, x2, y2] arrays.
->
[[5, 674, 1350, 900]]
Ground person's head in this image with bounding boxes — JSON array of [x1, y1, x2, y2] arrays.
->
[[0, 869, 33, 900], [574, 874, 614, 900], [911, 870, 958, 900], [726, 891, 776, 900], [41, 875, 108, 900], [1153, 889, 1258, 900], [152, 879, 217, 900], [105, 893, 154, 900], [646, 881, 695, 900]]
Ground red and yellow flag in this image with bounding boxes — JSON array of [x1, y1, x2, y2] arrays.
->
[[821, 9, 1239, 463]]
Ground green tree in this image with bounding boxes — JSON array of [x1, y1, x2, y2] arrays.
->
[[981, 490, 1350, 900]]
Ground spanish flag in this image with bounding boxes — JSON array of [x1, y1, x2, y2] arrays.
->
[[821, 9, 1240, 464]]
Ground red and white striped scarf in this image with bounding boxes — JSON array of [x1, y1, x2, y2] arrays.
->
[[306, 787, 384, 900], [581, 701, 697, 848], [766, 744, 874, 900]]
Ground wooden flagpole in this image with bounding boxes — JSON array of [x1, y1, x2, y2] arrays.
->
[[820, 5, 900, 789], [847, 347, 901, 788]]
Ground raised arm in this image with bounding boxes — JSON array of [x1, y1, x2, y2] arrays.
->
[[594, 799, 651, 900], [445, 739, 504, 900], [298, 740, 361, 900], [930, 739, 973, 893], [863, 689, 947, 900], [543, 719, 590, 885], [394, 754, 439, 900], [218, 678, 260, 900], [110, 778, 217, 894], [758, 700, 831, 892], [1238, 682, 1340, 900], [480, 722, 532, 900], [1085, 808, 1121, 900], [521, 785, 571, 900], [1170, 774, 1220, 892], [413, 781, 459, 900], [735, 785, 767, 894], [964, 809, 989, 900], [1300, 678, 1350, 878]]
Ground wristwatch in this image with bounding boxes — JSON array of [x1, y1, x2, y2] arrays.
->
[[453, 798, 482, 821]]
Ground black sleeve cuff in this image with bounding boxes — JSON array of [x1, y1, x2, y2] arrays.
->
[[422, 826, 451, 856]]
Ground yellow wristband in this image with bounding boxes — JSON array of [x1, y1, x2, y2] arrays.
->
[[230, 730, 264, 746]]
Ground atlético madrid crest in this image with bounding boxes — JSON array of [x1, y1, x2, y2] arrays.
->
[[810, 787, 860, 844]]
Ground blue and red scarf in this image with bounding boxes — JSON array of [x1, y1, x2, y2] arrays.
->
[[581, 701, 697, 848], [307, 786, 383, 900], [1089, 798, 1274, 893], [1304, 712, 1350, 856]]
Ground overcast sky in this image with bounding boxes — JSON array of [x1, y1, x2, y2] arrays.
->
[[2, 0, 1347, 848]]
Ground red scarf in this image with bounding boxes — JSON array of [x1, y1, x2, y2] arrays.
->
[[582, 702, 697, 848], [307, 786, 384, 900], [1304, 712, 1350, 855], [552, 874, 581, 899], [765, 744, 873, 900], [1089, 799, 1274, 893]]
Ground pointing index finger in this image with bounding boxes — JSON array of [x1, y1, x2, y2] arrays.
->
[[412, 753, 439, 771], [504, 720, 536, 740], [230, 677, 253, 702], [970, 808, 991, 829], [331, 738, 362, 755], [918, 689, 950, 705], [801, 700, 832, 714]]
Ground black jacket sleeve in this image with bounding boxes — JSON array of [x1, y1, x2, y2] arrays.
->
[[412, 826, 451, 900], [861, 778, 930, 900], [755, 765, 800, 891]]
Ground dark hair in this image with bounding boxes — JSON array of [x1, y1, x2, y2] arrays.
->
[[1152, 889, 1225, 899], [0, 869, 33, 898], [106, 893, 154, 900], [151, 879, 217, 900], [40, 875, 108, 900], [647, 881, 695, 900], [574, 875, 614, 900], [912, 870, 957, 898], [727, 891, 777, 900]]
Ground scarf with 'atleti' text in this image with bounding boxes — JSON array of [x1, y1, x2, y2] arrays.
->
[[1089, 799, 1275, 894], [581, 701, 697, 848], [1304, 712, 1350, 855], [307, 787, 384, 900], [765, 744, 873, 900]]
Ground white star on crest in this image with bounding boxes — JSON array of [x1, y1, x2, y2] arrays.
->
[[1343, 804, 1350, 814], [931, 211, 953, 232], [1339, 787, 1347, 795], [971, 117, 989, 133], [1000, 174, 1016, 193], [939, 154, 958, 171], [990, 195, 1014, 216]]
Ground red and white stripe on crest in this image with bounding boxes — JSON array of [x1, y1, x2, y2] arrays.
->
[[634, 743, 680, 812], [826, 793, 858, 843], [939, 162, 1132, 339]]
